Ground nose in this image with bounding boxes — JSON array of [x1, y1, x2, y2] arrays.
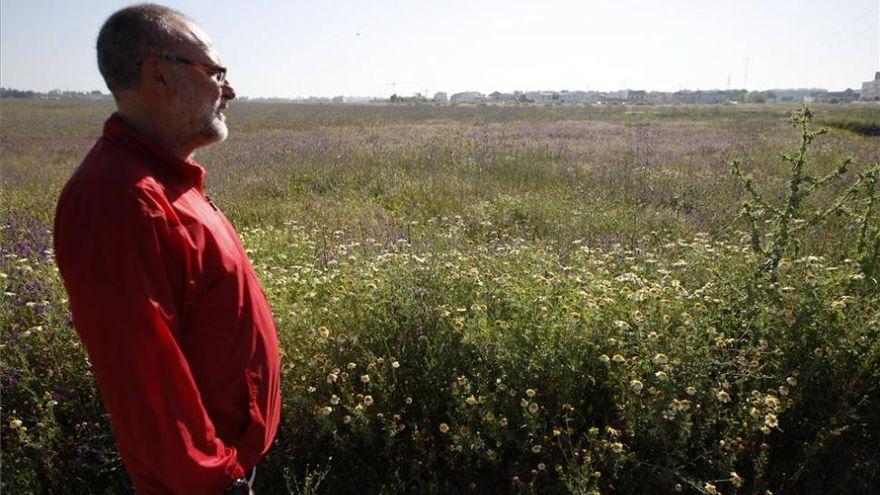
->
[[222, 79, 236, 100]]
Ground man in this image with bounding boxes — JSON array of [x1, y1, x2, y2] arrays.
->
[[53, 4, 280, 494]]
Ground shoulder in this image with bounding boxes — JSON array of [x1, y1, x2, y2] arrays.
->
[[58, 138, 175, 218], [54, 144, 184, 261]]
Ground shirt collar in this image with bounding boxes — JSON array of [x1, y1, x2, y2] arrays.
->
[[103, 113, 206, 192]]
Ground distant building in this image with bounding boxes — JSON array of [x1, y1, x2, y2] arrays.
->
[[450, 91, 484, 103], [627, 90, 646, 102], [647, 91, 674, 104], [488, 91, 516, 102], [433, 91, 448, 103], [604, 90, 629, 101], [524, 91, 557, 103], [332, 95, 345, 104], [860, 72, 880, 100], [559, 90, 597, 103], [767, 88, 826, 104], [816, 88, 860, 103], [672, 90, 742, 104]]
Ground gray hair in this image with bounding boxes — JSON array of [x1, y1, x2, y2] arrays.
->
[[96, 3, 196, 94]]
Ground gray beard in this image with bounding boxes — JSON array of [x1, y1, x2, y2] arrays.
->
[[175, 79, 228, 145], [198, 111, 227, 142]]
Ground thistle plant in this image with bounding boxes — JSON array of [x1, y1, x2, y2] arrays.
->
[[731, 106, 879, 281]]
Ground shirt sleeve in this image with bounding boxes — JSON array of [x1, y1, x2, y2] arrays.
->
[[55, 187, 245, 495]]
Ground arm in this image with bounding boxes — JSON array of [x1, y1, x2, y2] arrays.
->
[[56, 189, 244, 494]]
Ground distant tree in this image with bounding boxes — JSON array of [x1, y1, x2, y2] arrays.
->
[[0, 87, 37, 98], [742, 91, 768, 103]]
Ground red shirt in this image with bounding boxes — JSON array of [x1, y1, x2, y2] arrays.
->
[[54, 114, 281, 494]]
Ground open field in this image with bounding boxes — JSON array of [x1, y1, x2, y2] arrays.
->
[[2, 100, 879, 494]]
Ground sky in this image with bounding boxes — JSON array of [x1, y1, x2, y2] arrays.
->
[[1, 0, 878, 98]]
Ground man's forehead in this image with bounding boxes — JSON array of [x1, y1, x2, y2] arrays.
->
[[175, 18, 221, 64]]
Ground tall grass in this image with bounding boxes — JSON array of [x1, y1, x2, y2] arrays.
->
[[2, 100, 878, 494]]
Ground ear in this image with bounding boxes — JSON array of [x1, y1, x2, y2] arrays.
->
[[141, 57, 169, 94]]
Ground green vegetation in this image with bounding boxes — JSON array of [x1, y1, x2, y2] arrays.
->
[[823, 118, 880, 136], [2, 100, 878, 494]]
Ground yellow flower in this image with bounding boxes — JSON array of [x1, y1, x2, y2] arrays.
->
[[686, 386, 697, 396], [318, 326, 330, 338], [630, 379, 644, 392], [363, 395, 374, 406], [466, 395, 477, 405], [499, 417, 508, 427], [717, 390, 731, 403], [610, 442, 624, 453], [360, 374, 371, 383], [319, 406, 333, 416], [525, 388, 536, 398], [764, 413, 778, 428], [528, 402, 540, 414], [653, 353, 668, 364], [9, 419, 22, 428], [704, 483, 718, 495], [330, 394, 340, 405], [531, 445, 541, 453], [598, 354, 611, 364], [439, 423, 450, 433], [612, 354, 626, 363]]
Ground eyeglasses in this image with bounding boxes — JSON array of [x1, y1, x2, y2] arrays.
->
[[151, 54, 228, 84]]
